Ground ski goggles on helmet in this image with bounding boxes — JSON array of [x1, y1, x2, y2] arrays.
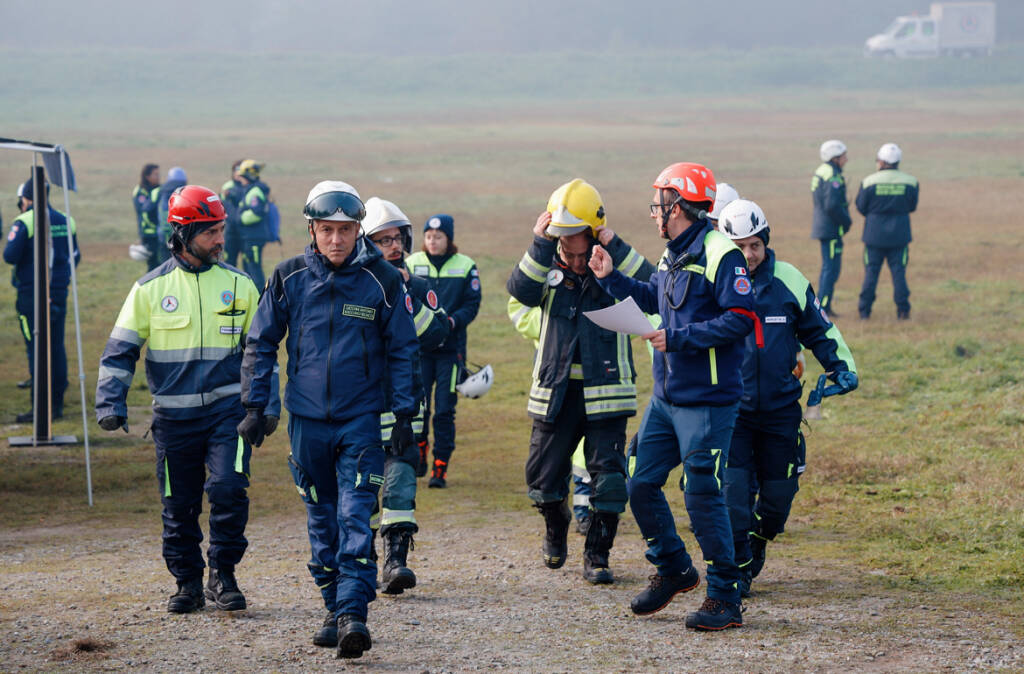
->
[[303, 191, 366, 223]]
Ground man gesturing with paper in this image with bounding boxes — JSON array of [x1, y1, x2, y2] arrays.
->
[[589, 163, 759, 631], [507, 179, 653, 586]]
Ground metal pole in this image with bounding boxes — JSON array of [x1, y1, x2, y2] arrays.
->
[[59, 148, 93, 506]]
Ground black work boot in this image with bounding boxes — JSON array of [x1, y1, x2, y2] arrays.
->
[[205, 566, 247, 611], [749, 535, 768, 579], [167, 576, 205, 614], [534, 499, 571, 569], [582, 511, 619, 585], [576, 512, 592, 536], [630, 566, 700, 615], [336, 614, 372, 659], [312, 611, 338, 647], [381, 529, 417, 595], [415, 439, 430, 478], [684, 596, 743, 631], [428, 458, 448, 488]]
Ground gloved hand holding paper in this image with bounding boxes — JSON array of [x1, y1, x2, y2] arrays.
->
[[583, 297, 655, 335]]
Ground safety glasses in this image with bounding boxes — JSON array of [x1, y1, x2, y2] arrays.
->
[[303, 191, 366, 222]]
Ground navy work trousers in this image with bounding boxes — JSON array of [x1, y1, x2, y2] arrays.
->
[[859, 245, 910, 316], [16, 287, 68, 416], [723, 401, 805, 567], [288, 412, 385, 621], [420, 352, 459, 465], [629, 397, 741, 603], [152, 406, 251, 582], [817, 237, 843, 312]]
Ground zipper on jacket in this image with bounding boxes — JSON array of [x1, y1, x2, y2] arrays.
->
[[326, 283, 335, 422], [195, 272, 205, 407]]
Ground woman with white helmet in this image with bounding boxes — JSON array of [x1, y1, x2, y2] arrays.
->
[[716, 198, 858, 597]]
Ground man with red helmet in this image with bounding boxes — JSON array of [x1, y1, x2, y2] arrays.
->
[[96, 185, 279, 615], [590, 162, 758, 631]]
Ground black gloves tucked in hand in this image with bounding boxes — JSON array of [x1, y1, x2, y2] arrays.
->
[[98, 415, 127, 432], [391, 415, 416, 458], [237, 409, 279, 448]]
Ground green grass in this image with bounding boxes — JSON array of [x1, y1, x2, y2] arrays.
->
[[1, 48, 1022, 623]]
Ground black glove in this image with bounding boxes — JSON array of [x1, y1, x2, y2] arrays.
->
[[237, 409, 266, 448], [98, 415, 127, 432], [391, 415, 416, 458], [264, 415, 279, 437]]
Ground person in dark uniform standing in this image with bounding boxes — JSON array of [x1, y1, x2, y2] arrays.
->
[[4, 176, 81, 422], [236, 159, 271, 290], [716, 198, 857, 597], [811, 140, 852, 317], [241, 180, 420, 659], [132, 163, 161, 270], [856, 143, 919, 320], [220, 159, 245, 268], [405, 214, 481, 488]]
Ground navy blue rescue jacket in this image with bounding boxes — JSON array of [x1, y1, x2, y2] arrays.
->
[[740, 250, 856, 413], [4, 205, 81, 293], [599, 220, 757, 407], [856, 168, 919, 248], [242, 238, 421, 421], [810, 161, 852, 240], [405, 250, 481, 355]]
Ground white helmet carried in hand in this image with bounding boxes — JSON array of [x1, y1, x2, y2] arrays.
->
[[129, 243, 151, 262], [456, 362, 493, 398], [709, 182, 740, 221], [819, 139, 847, 163], [877, 142, 902, 165], [363, 197, 413, 253], [717, 199, 769, 242], [303, 180, 365, 223]]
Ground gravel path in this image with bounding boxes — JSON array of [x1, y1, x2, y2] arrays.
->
[[1, 510, 1020, 672]]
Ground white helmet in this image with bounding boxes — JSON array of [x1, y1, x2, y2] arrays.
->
[[363, 197, 413, 253], [819, 139, 847, 163], [303, 180, 365, 222], [128, 243, 151, 262], [709, 182, 740, 220], [717, 199, 769, 241], [877, 142, 902, 165], [456, 363, 493, 398]]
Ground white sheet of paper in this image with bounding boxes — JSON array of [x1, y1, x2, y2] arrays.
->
[[583, 297, 654, 335]]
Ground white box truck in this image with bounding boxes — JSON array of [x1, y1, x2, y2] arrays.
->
[[864, 2, 996, 58]]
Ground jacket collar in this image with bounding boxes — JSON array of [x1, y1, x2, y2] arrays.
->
[[171, 252, 213, 274], [667, 219, 712, 260], [751, 248, 776, 287]]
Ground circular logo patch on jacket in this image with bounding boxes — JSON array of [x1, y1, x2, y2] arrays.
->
[[221, 290, 234, 306], [546, 269, 564, 287], [733, 277, 751, 295], [161, 295, 179, 312], [405, 295, 414, 314], [471, 278, 480, 291], [426, 290, 439, 310]]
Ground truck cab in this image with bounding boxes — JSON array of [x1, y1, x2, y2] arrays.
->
[[865, 2, 995, 59], [865, 16, 938, 58]]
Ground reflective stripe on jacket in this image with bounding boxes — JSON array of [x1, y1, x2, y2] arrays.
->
[[406, 250, 481, 355], [133, 185, 159, 236], [95, 255, 276, 421], [856, 169, 919, 248], [741, 250, 856, 412], [507, 233, 654, 422], [598, 220, 755, 407], [810, 161, 852, 240]]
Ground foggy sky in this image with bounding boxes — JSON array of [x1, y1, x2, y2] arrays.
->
[[2, 0, 1021, 53]]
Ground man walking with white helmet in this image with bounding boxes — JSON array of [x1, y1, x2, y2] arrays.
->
[[716, 198, 857, 596], [507, 178, 653, 585], [811, 140, 852, 317], [240, 181, 421, 659], [856, 143, 919, 320]]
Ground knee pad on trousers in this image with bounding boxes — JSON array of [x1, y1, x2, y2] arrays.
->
[[589, 471, 628, 514], [681, 448, 724, 496], [206, 479, 247, 508], [723, 467, 754, 537], [755, 477, 800, 539]]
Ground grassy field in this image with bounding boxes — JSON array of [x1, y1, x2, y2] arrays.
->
[[1, 47, 1023, 667]]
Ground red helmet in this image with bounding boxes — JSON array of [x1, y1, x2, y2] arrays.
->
[[167, 185, 226, 225], [652, 163, 717, 206]]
